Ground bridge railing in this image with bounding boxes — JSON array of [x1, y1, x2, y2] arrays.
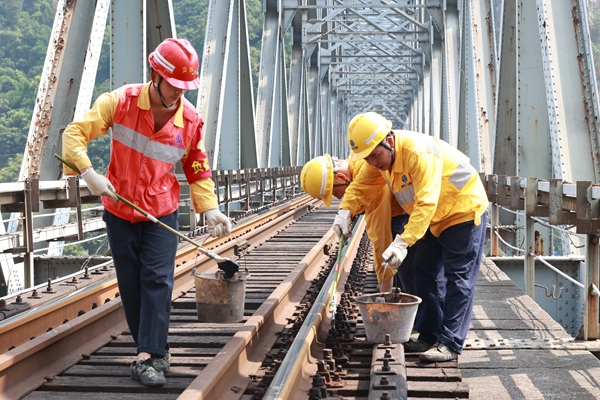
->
[[0, 166, 303, 294], [483, 174, 600, 340]]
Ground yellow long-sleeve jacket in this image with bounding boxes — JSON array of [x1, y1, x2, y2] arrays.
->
[[341, 130, 488, 247], [348, 159, 404, 284], [62, 83, 218, 222]]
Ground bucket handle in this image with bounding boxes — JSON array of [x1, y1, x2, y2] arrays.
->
[[191, 266, 250, 279]]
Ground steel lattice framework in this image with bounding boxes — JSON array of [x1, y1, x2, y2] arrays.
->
[[3, 0, 600, 289], [17, 0, 600, 176]]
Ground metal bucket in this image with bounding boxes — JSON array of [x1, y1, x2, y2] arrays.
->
[[355, 292, 422, 344], [193, 268, 249, 323]]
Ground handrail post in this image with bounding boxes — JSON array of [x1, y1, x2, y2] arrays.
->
[[584, 234, 599, 340], [524, 178, 538, 299], [23, 179, 35, 289], [576, 180, 600, 339], [485, 174, 499, 256]]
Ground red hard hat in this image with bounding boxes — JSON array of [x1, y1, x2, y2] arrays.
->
[[148, 38, 201, 90]]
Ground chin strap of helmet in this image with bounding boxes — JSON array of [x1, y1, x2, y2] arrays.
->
[[331, 156, 351, 187], [153, 77, 175, 109], [333, 179, 351, 189], [378, 133, 395, 165]]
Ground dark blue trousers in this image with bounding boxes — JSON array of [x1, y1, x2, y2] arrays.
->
[[103, 210, 179, 357], [413, 212, 487, 353], [391, 214, 417, 295]]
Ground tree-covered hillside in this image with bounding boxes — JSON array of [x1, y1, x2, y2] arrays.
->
[[0, 1, 56, 180], [0, 0, 263, 181]]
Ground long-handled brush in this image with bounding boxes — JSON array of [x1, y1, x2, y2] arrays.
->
[[329, 234, 346, 319], [54, 154, 240, 278]]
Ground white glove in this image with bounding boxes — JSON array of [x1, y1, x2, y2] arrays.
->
[[382, 235, 409, 269], [332, 209, 352, 237], [205, 208, 232, 237], [81, 168, 118, 202]]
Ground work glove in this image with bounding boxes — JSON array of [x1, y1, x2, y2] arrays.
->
[[332, 209, 352, 237], [382, 235, 409, 269], [81, 168, 118, 202], [205, 208, 232, 237]]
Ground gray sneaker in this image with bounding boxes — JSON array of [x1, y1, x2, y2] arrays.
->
[[419, 342, 458, 362], [152, 353, 171, 374], [131, 359, 166, 387], [403, 338, 432, 353]]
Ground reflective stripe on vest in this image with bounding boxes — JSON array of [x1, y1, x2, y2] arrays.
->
[[112, 122, 186, 165]]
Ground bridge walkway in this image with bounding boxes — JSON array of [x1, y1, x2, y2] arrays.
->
[[460, 259, 600, 399]]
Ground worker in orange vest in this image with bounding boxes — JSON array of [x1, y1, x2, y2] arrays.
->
[[62, 38, 231, 387]]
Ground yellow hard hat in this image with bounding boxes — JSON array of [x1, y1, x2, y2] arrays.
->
[[300, 154, 335, 206], [347, 112, 392, 161]]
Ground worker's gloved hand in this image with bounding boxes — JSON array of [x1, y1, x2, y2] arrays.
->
[[332, 209, 352, 237], [382, 235, 409, 269], [205, 208, 232, 237], [81, 168, 118, 202]]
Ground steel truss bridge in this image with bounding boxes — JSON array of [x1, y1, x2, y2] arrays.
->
[[2, 0, 600, 339]]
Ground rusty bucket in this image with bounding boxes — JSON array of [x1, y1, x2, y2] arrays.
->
[[193, 267, 249, 323], [355, 292, 421, 343]]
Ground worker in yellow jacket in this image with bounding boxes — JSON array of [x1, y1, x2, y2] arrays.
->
[[332, 112, 488, 363], [300, 154, 415, 294]]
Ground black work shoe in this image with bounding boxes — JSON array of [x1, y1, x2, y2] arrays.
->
[[419, 342, 458, 362], [152, 353, 171, 374], [131, 359, 166, 387], [403, 338, 432, 353]]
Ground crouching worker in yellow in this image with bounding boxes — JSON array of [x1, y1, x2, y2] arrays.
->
[[300, 154, 415, 294]]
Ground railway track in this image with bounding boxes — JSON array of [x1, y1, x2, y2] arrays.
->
[[0, 198, 469, 399], [247, 229, 468, 400], [1, 198, 338, 399], [0, 196, 316, 353]]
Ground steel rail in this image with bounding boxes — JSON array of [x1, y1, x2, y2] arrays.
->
[[263, 217, 365, 399], [177, 215, 345, 399], [0, 196, 316, 399]]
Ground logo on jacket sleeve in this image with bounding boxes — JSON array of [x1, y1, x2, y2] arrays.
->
[[191, 159, 208, 174]]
